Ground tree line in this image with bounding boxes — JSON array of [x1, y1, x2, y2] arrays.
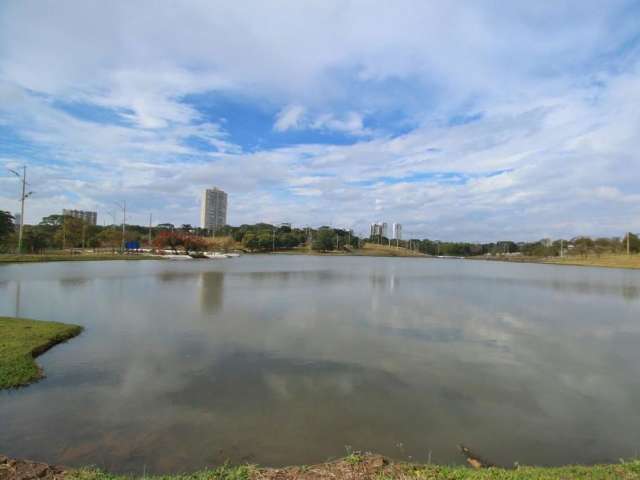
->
[[0, 212, 361, 254], [376, 234, 640, 257], [1, 210, 637, 256]]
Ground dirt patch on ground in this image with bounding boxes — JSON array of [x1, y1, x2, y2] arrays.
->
[[254, 454, 405, 480], [0, 456, 67, 480]]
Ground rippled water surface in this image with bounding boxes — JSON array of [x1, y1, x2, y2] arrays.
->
[[1, 256, 639, 473]]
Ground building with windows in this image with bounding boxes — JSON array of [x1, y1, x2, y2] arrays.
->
[[200, 187, 228, 231], [62, 209, 97, 225], [392, 223, 402, 240], [370, 222, 388, 239]]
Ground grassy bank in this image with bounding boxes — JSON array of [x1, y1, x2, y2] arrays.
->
[[275, 243, 425, 258], [471, 254, 640, 270], [543, 254, 640, 270], [353, 243, 425, 257], [0, 316, 82, 389], [0, 253, 161, 264], [59, 454, 640, 479]]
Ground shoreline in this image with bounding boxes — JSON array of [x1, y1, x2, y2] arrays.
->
[[468, 254, 640, 270], [2, 453, 640, 480], [0, 253, 162, 264], [0, 317, 83, 389], [2, 251, 639, 271]]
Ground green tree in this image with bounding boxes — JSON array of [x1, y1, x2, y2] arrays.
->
[[0, 211, 15, 241], [624, 233, 640, 253], [21, 226, 49, 253], [312, 228, 334, 251], [242, 233, 259, 251], [0, 211, 16, 252]]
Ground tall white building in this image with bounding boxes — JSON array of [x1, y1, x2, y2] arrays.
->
[[200, 187, 227, 231], [392, 223, 402, 240], [370, 222, 388, 239]]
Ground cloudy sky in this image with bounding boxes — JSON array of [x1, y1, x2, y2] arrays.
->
[[1, 1, 639, 241]]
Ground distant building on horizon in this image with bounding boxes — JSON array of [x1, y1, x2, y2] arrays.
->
[[200, 187, 227, 232], [392, 223, 402, 240], [62, 209, 97, 225], [370, 222, 388, 239]]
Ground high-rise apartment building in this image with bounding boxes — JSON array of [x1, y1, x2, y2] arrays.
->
[[62, 209, 97, 225], [200, 187, 227, 231], [370, 222, 388, 239], [392, 223, 402, 240]]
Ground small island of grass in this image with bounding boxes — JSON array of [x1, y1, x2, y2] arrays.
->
[[0, 316, 83, 389]]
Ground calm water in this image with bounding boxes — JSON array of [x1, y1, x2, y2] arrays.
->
[[1, 256, 640, 473]]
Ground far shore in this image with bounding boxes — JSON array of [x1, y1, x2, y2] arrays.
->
[[2, 249, 639, 270], [469, 253, 640, 270], [0, 253, 162, 264]]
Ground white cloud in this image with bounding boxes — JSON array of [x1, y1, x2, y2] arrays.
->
[[274, 105, 306, 132], [0, 1, 639, 239]]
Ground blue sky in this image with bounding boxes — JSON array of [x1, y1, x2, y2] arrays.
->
[[1, 1, 639, 241]]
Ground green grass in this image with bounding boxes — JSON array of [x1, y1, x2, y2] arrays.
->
[[0, 253, 160, 263], [399, 462, 640, 479], [68, 465, 255, 480], [62, 460, 640, 479], [544, 254, 640, 270], [0, 316, 83, 389], [470, 254, 640, 270]]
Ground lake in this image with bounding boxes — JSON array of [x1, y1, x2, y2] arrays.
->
[[1, 256, 639, 474]]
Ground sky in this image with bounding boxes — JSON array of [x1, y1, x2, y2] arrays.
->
[[1, 1, 639, 241]]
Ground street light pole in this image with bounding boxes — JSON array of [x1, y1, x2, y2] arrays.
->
[[18, 166, 26, 253], [8, 166, 32, 254], [122, 200, 126, 253], [113, 201, 126, 253]]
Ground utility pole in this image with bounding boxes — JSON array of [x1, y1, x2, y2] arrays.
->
[[114, 201, 126, 253], [148, 213, 153, 247], [17, 166, 26, 253], [122, 201, 126, 253], [8, 166, 32, 254], [560, 239, 564, 258]]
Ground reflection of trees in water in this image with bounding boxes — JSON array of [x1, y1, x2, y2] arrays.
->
[[622, 285, 640, 301], [157, 272, 195, 283], [200, 271, 225, 314], [58, 277, 90, 287], [241, 270, 337, 285]]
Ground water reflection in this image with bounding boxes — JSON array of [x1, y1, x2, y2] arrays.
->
[[0, 257, 639, 474], [59, 277, 90, 287], [199, 271, 225, 314]]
